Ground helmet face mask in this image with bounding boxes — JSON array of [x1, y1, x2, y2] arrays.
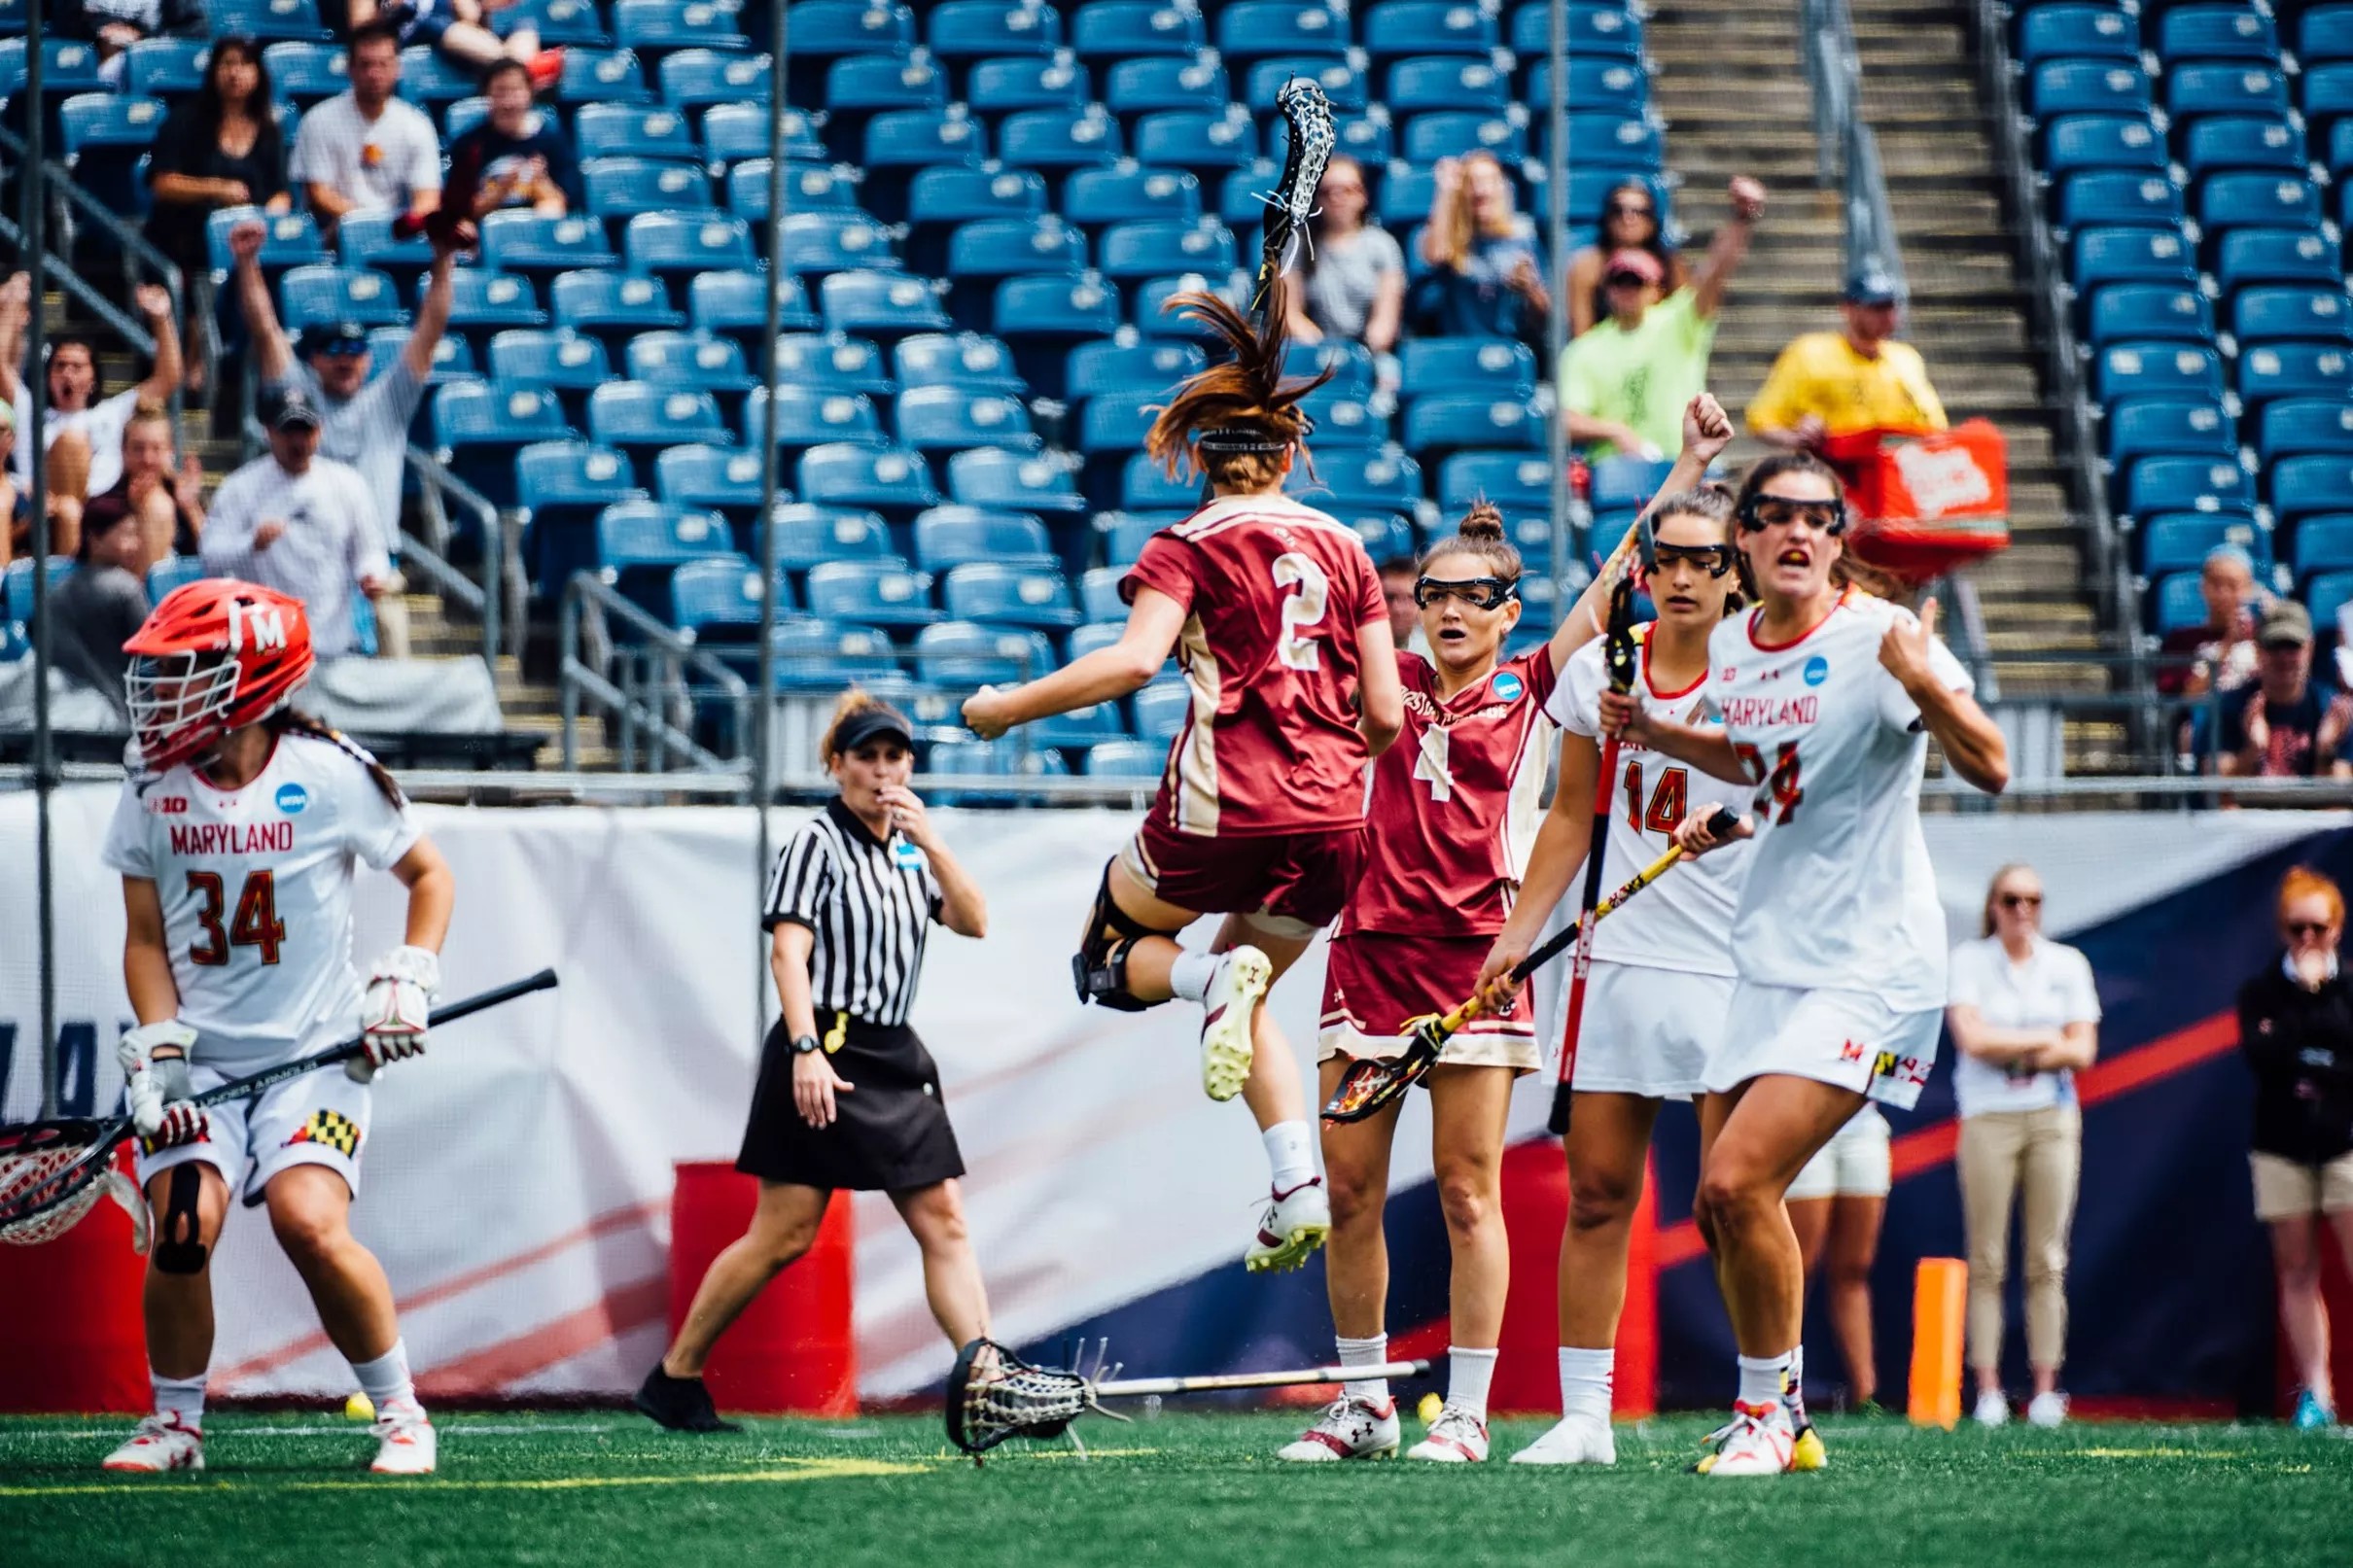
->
[[122, 581, 315, 774]]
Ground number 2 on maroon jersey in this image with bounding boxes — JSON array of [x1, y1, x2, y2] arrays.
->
[[1270, 552, 1331, 671], [1732, 742, 1805, 824], [186, 869, 286, 966], [1621, 761, 1689, 833]]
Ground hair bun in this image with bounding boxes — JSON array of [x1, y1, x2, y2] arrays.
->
[[1457, 500, 1505, 542]]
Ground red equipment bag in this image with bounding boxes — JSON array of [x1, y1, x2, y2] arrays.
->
[[1820, 419, 2012, 585]]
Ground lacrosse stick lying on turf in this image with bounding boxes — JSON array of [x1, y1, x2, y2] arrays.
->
[[1321, 806, 1739, 1124], [0, 967, 559, 1245], [945, 1337, 1433, 1462]]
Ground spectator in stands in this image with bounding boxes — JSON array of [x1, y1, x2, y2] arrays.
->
[[2159, 543, 2263, 699], [2234, 865, 2353, 1431], [56, 0, 204, 84], [1746, 266, 1948, 452], [46, 496, 152, 718], [1284, 157, 1403, 360], [446, 57, 583, 219], [144, 36, 290, 395], [1565, 177, 1689, 338], [1413, 151, 1550, 348], [2214, 602, 2353, 781], [0, 273, 182, 538], [200, 387, 392, 660], [346, 0, 563, 87], [1560, 177, 1765, 462], [1377, 553, 1428, 658], [1948, 862, 2100, 1430], [0, 401, 26, 571], [289, 20, 443, 240], [77, 402, 204, 576]]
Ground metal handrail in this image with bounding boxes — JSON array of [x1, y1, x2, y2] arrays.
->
[[404, 443, 509, 670], [558, 571, 750, 773]]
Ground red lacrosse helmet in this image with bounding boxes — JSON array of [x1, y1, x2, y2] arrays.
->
[[123, 579, 314, 773]]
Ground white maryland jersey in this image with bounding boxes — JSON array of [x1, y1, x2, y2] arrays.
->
[[102, 732, 420, 1068], [1704, 591, 1972, 1011], [1551, 626, 1750, 976]]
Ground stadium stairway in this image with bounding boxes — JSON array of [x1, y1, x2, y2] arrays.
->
[[1648, 0, 2119, 768]]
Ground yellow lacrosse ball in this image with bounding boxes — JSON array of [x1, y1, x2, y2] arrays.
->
[[345, 1392, 375, 1421], [1418, 1392, 1443, 1426]]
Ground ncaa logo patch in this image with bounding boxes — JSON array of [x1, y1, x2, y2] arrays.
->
[[1490, 671, 1526, 703], [274, 782, 308, 814], [1803, 655, 1830, 687]]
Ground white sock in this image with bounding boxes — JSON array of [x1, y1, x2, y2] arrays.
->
[[1738, 1351, 1794, 1409], [351, 1340, 419, 1414], [1785, 1343, 1809, 1423], [1262, 1120, 1317, 1191], [1169, 949, 1217, 1003], [1447, 1345, 1499, 1423], [152, 1371, 206, 1429], [1337, 1333, 1390, 1408], [1559, 1345, 1613, 1422]]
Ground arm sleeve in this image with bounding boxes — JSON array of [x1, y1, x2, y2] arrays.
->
[[925, 862, 945, 924], [2062, 946, 2103, 1023], [761, 824, 835, 931], [340, 750, 422, 871], [1121, 532, 1197, 614], [287, 111, 325, 184], [1744, 340, 1809, 433], [347, 479, 393, 581], [1522, 640, 1561, 710], [100, 782, 155, 878], [197, 472, 257, 575]]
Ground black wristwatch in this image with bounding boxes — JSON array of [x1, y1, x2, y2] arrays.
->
[[790, 1032, 822, 1057]]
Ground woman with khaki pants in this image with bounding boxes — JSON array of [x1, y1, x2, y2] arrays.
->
[[1947, 864, 2101, 1429]]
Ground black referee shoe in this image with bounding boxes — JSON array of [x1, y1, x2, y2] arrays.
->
[[634, 1366, 741, 1433]]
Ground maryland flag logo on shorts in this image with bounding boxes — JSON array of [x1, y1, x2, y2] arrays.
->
[[285, 1109, 363, 1158]]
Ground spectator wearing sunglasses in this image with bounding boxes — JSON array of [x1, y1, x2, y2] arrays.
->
[[1560, 177, 1765, 463], [1747, 267, 1948, 453], [1948, 863, 2100, 1429], [2236, 866, 2353, 1431], [2213, 602, 2353, 782], [1565, 178, 1689, 338]]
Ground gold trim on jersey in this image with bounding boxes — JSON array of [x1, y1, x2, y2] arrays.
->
[[1174, 612, 1223, 835]]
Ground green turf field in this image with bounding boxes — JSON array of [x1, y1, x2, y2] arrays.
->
[[4, 1410, 2348, 1568]]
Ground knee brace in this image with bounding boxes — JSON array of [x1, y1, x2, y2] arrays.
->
[[1072, 863, 1177, 1012], [153, 1164, 208, 1275]]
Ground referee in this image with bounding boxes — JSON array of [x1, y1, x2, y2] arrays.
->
[[637, 691, 993, 1432]]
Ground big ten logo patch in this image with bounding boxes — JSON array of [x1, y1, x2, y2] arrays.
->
[[285, 1108, 363, 1157], [0, 1019, 128, 1118], [147, 795, 188, 815]]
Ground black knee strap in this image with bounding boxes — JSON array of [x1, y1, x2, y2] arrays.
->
[[154, 1164, 208, 1275], [1072, 863, 1176, 1012]]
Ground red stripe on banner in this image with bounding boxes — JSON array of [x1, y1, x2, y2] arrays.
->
[[415, 1275, 671, 1398], [1654, 1010, 2241, 1272], [218, 1197, 669, 1383]]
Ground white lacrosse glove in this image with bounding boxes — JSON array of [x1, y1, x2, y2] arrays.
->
[[117, 1021, 205, 1146], [351, 946, 440, 1082]]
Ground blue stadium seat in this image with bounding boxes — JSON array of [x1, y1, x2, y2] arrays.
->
[[1085, 739, 1165, 778], [969, 56, 1092, 118], [279, 264, 404, 331], [775, 331, 896, 399], [1124, 452, 1200, 511], [123, 38, 208, 101], [2042, 113, 2167, 174], [1346, 512, 1417, 564], [1440, 450, 1551, 512], [1071, 564, 1125, 623], [1536, 2, 1647, 59], [2305, 5, 2353, 67], [1103, 510, 1176, 565], [806, 558, 940, 627], [589, 383, 731, 467], [2108, 400, 2236, 468], [372, 327, 472, 391], [479, 212, 617, 280], [1388, 58, 1511, 120], [558, 48, 654, 105], [1074, 1, 1204, 58], [338, 210, 436, 285], [2139, 512, 2265, 576], [1366, 0, 1497, 58], [1401, 336, 1538, 401], [761, 617, 903, 690], [2258, 399, 2353, 462], [942, 562, 1081, 630], [822, 52, 949, 164], [763, 505, 899, 574], [917, 621, 1060, 687], [435, 382, 574, 510], [1079, 390, 1161, 456], [1216, 1, 1347, 59], [1134, 270, 1250, 334], [778, 210, 897, 276], [625, 211, 756, 276], [2199, 173, 2323, 235], [659, 47, 773, 113], [1287, 338, 1379, 400], [931, 0, 1063, 57], [2241, 343, 2353, 408], [1306, 448, 1426, 515], [924, 740, 1072, 804], [2071, 226, 2198, 292], [896, 387, 1039, 453], [670, 557, 787, 642], [396, 45, 477, 107], [2173, 64, 2291, 123], [1132, 677, 1189, 740], [574, 102, 701, 164], [993, 274, 1122, 394], [895, 331, 1024, 395], [915, 508, 1056, 572], [2234, 288, 2353, 345], [516, 441, 644, 562], [2159, 4, 2278, 63], [655, 442, 771, 523], [799, 442, 941, 521], [443, 270, 547, 346], [1243, 56, 1368, 114], [147, 555, 205, 603], [2096, 341, 2227, 403], [907, 163, 1049, 236], [1, 557, 73, 626], [1065, 165, 1204, 231], [0, 40, 101, 111], [1591, 456, 1677, 515], [741, 385, 883, 451], [554, 268, 687, 349], [998, 105, 1123, 169], [584, 156, 716, 232], [2310, 570, 2353, 634], [1556, 112, 1664, 171], [206, 0, 332, 41], [2216, 228, 2342, 290], [703, 101, 813, 169], [1105, 56, 1228, 121], [2019, 4, 2138, 65], [1402, 396, 1541, 460], [593, 501, 736, 612], [949, 216, 1087, 282], [1067, 622, 1129, 663], [628, 329, 756, 406], [488, 328, 613, 421], [1401, 112, 1528, 165], [498, 0, 611, 48], [2028, 60, 2154, 121], [1135, 107, 1258, 170], [613, 0, 750, 56], [2149, 571, 2209, 634], [2056, 171, 2185, 231], [2272, 457, 2353, 529], [1098, 218, 1236, 279], [2294, 516, 2353, 582], [211, 207, 329, 278], [57, 92, 161, 205], [2123, 455, 2253, 520], [2184, 115, 2306, 176], [2087, 284, 2214, 346], [821, 270, 952, 339], [949, 447, 1088, 514]]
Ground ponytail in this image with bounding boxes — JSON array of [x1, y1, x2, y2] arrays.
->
[[265, 708, 405, 808]]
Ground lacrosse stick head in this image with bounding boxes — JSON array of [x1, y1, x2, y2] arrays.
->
[[0, 1121, 115, 1247], [945, 1338, 1090, 1458], [1603, 576, 1639, 695], [1250, 77, 1337, 311], [1320, 1024, 1444, 1124]]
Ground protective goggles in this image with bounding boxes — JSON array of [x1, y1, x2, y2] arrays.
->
[[1738, 496, 1848, 536], [1414, 575, 1518, 610], [1648, 542, 1738, 578]]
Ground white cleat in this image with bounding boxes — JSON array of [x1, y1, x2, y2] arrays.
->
[[1407, 1405, 1490, 1462], [1244, 1177, 1330, 1273], [1974, 1389, 2011, 1429], [101, 1412, 204, 1473], [1511, 1411, 1617, 1466], [1278, 1396, 1401, 1461], [369, 1402, 438, 1475], [2025, 1391, 2068, 1429], [1704, 1399, 1794, 1477], [1198, 946, 1270, 1101]]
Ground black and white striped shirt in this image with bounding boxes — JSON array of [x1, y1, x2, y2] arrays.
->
[[762, 799, 945, 1027]]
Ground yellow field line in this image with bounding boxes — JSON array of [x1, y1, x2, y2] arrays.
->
[[0, 1456, 928, 1498]]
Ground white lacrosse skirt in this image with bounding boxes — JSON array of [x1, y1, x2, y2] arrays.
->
[[1706, 982, 1943, 1111], [1557, 960, 1733, 1101], [1785, 1105, 1894, 1201]]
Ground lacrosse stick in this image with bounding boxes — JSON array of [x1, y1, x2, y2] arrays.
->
[[945, 1337, 1433, 1463], [1247, 78, 1337, 318], [1320, 807, 1737, 1125], [0, 968, 559, 1245]]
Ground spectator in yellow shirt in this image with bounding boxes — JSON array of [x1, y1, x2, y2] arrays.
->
[[1747, 268, 1949, 451]]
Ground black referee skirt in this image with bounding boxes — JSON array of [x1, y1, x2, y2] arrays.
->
[[736, 1011, 966, 1193]]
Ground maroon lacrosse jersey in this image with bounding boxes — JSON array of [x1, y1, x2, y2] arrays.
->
[[1122, 493, 1386, 837], [1337, 645, 1561, 939]]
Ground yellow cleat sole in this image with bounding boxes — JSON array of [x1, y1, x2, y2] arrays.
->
[[1791, 1425, 1828, 1471], [1247, 1222, 1330, 1273], [1201, 950, 1271, 1102]]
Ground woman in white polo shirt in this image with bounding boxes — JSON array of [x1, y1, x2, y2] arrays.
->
[[1946, 862, 2101, 1429]]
